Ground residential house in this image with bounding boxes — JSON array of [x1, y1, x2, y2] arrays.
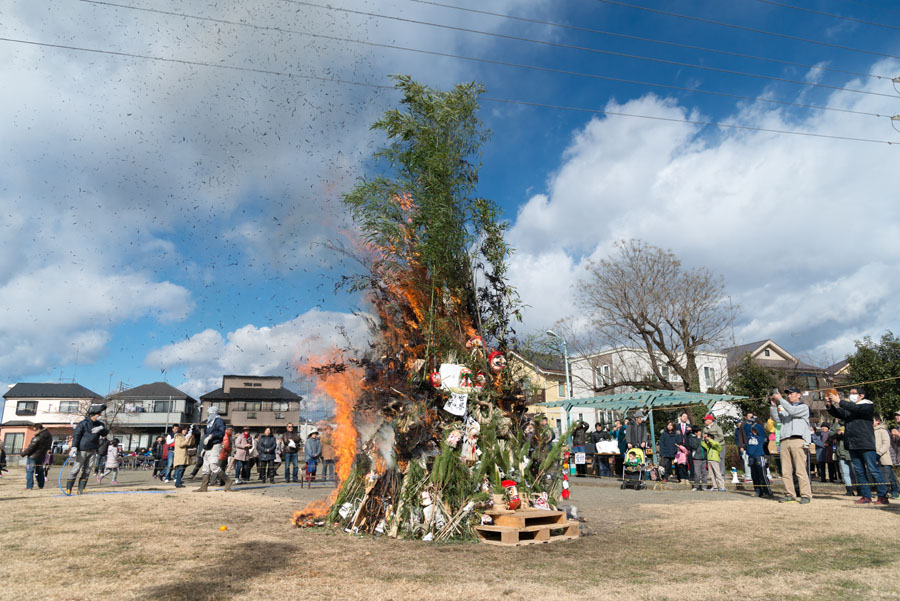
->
[[199, 375, 303, 432], [566, 347, 730, 425], [509, 350, 569, 435], [1, 383, 103, 455], [106, 382, 198, 451], [723, 339, 838, 417]]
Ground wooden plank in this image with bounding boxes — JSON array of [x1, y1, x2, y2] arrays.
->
[[474, 520, 580, 546]]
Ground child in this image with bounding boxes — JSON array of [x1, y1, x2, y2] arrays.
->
[[674, 444, 689, 482], [702, 433, 726, 492], [624, 449, 641, 469], [43, 448, 55, 478], [98, 439, 120, 484]]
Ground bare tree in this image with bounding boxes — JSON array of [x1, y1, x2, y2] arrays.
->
[[576, 240, 737, 392]]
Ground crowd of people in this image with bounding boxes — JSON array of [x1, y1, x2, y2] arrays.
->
[[7, 387, 898, 506], [10, 402, 334, 494], [570, 386, 899, 505]]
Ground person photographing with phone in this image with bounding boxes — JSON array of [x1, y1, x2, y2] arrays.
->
[[770, 388, 812, 504], [826, 388, 888, 505]]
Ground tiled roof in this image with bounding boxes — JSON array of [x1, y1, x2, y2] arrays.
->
[[3, 383, 102, 400], [107, 382, 196, 401]]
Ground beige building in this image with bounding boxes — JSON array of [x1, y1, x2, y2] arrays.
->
[[199, 375, 303, 432], [508, 351, 569, 435]]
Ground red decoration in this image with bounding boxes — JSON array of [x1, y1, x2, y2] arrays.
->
[[429, 371, 441, 388], [501, 479, 520, 510], [475, 373, 487, 390], [488, 351, 506, 374]]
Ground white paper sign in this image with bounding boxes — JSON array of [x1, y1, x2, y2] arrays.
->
[[439, 363, 475, 392], [574, 452, 586, 465], [443, 392, 468, 416]]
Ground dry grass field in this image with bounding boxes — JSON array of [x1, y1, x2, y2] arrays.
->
[[1, 467, 898, 601]]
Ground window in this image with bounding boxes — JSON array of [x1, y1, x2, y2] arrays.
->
[[806, 376, 817, 390], [243, 401, 262, 412], [59, 401, 80, 413], [243, 382, 263, 387], [763, 349, 771, 357], [247, 412, 258, 420], [557, 381, 566, 397], [275, 413, 286, 420], [595, 364, 611, 387], [208, 402, 227, 416], [16, 401, 37, 416], [660, 365, 669, 380], [274, 401, 291, 412], [555, 419, 562, 434], [703, 367, 715, 383], [153, 400, 173, 413], [3, 433, 25, 454]]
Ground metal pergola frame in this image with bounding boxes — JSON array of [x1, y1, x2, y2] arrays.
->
[[536, 391, 747, 457]]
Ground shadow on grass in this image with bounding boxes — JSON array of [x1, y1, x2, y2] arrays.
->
[[136, 540, 301, 600]]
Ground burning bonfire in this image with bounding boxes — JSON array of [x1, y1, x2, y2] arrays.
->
[[291, 76, 570, 540]]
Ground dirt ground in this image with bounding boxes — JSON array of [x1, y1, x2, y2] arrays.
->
[[1, 467, 898, 601]]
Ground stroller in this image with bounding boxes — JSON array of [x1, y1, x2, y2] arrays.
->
[[620, 448, 646, 490]]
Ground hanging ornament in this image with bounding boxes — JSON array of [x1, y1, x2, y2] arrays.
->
[[466, 336, 485, 360], [429, 371, 442, 388], [475, 373, 487, 390], [458, 367, 474, 389], [488, 351, 507, 374]]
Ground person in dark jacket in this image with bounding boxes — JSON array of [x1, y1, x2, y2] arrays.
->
[[94, 436, 111, 476], [23, 423, 53, 490], [688, 429, 708, 490], [626, 413, 649, 450], [150, 436, 165, 480], [572, 420, 588, 477], [590, 423, 610, 477], [674, 413, 694, 479], [281, 423, 303, 483], [743, 415, 773, 498], [304, 430, 322, 483], [194, 406, 232, 493], [615, 419, 628, 476], [65, 404, 109, 495], [257, 427, 278, 483], [827, 388, 888, 504], [658, 422, 678, 482], [734, 413, 753, 483]]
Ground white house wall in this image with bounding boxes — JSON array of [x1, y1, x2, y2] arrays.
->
[[568, 348, 730, 398]]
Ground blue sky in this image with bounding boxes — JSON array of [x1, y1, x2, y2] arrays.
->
[[1, 0, 899, 413]]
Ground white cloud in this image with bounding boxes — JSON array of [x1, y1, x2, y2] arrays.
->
[[146, 307, 371, 400], [0, 266, 192, 377], [507, 59, 900, 361]]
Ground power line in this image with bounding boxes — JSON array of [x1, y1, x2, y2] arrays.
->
[[590, 0, 900, 59], [0, 35, 394, 90], [74, 0, 891, 119], [480, 96, 895, 145], [405, 0, 888, 80], [2, 35, 896, 145], [277, 0, 897, 99], [753, 0, 900, 31]]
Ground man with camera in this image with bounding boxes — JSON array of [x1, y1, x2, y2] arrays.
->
[[770, 388, 812, 504]]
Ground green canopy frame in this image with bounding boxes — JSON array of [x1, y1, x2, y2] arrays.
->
[[537, 391, 747, 457]]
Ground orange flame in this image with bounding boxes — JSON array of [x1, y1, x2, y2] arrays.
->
[[292, 359, 363, 524]]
